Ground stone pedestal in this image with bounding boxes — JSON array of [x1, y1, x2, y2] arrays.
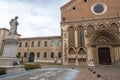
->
[[0, 38, 25, 74], [0, 57, 19, 66], [2, 38, 18, 57]]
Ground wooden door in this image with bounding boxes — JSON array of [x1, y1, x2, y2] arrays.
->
[[98, 48, 111, 65]]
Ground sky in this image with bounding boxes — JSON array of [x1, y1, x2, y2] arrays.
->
[[0, 0, 70, 38]]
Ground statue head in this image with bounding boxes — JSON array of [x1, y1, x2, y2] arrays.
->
[[15, 16, 18, 19]]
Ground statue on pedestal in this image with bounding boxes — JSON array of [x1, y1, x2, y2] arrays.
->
[[0, 16, 25, 74], [9, 16, 19, 37], [2, 16, 19, 57]]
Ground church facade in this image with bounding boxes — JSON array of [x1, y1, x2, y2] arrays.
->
[[61, 0, 120, 65]]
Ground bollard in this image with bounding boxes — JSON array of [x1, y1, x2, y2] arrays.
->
[[96, 74, 101, 78], [88, 68, 91, 70], [93, 71, 96, 74], [96, 74, 103, 80]]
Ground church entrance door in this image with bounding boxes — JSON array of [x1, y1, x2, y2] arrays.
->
[[98, 47, 111, 65]]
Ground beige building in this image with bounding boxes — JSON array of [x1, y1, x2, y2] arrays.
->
[[17, 36, 62, 64], [0, 28, 62, 64], [0, 28, 20, 56], [61, 0, 120, 65]]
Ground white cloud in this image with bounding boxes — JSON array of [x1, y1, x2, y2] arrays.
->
[[0, 0, 70, 38]]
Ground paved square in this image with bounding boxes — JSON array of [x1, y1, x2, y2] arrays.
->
[[0, 65, 120, 80]]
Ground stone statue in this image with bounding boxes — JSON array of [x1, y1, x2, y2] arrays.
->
[[9, 16, 19, 36]]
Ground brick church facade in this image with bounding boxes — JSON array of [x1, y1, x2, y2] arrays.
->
[[61, 0, 120, 65]]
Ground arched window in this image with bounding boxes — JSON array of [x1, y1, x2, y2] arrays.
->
[[77, 26, 84, 47], [69, 48, 75, 54], [80, 32, 83, 46], [68, 27, 75, 47], [110, 23, 119, 32], [87, 25, 94, 35]]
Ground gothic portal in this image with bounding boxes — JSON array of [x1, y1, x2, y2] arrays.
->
[[60, 0, 120, 66]]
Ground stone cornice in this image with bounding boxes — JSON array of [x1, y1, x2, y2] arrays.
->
[[61, 17, 120, 26]]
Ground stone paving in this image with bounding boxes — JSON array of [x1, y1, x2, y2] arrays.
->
[[75, 66, 120, 80], [0, 68, 78, 80], [0, 65, 120, 80]]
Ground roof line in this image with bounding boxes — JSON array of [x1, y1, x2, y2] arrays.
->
[[20, 35, 61, 40]]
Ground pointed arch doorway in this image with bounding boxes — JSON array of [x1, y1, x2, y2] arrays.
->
[[98, 47, 111, 65], [29, 52, 34, 62]]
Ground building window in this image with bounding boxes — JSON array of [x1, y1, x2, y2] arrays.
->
[[25, 42, 28, 47], [18, 52, 21, 57], [37, 52, 40, 58], [68, 27, 75, 47], [94, 4, 104, 13], [80, 32, 83, 46], [24, 52, 27, 57], [31, 41, 34, 47], [44, 41, 47, 47], [44, 52, 47, 58], [91, 2, 107, 15], [58, 52, 61, 58], [58, 40, 61, 47], [19, 42, 22, 47], [84, 0, 88, 2], [38, 41, 40, 47], [51, 52, 54, 58], [51, 40, 54, 47]]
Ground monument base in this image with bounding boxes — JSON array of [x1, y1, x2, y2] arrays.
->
[[0, 57, 25, 74], [0, 57, 20, 66], [0, 38, 25, 74], [0, 65, 25, 74]]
